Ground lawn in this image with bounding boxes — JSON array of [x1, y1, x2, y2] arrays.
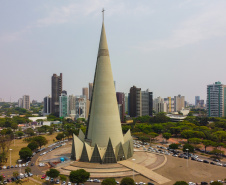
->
[[5, 133, 59, 166]]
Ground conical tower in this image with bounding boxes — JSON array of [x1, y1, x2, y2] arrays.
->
[[86, 21, 124, 148]]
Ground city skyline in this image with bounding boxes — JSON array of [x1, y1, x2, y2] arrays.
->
[[1, 1, 226, 103]]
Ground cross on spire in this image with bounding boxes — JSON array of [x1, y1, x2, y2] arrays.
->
[[102, 8, 105, 22]]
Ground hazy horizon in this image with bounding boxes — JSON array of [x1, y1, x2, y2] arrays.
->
[[1, 0, 226, 104]]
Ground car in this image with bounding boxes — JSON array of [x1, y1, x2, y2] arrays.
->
[[28, 172, 33, 177], [11, 177, 16, 182], [18, 164, 21, 168], [223, 164, 226, 167], [50, 178, 54, 183], [191, 157, 196, 161], [2, 166, 6, 169], [213, 159, 220, 162], [203, 160, 209, 164], [24, 174, 28, 178], [201, 182, 208, 185], [61, 181, 66, 185], [15, 165, 18, 168], [22, 164, 25, 167], [16, 176, 21, 180], [210, 162, 216, 165], [6, 178, 11, 182], [3, 180, 7, 184], [46, 176, 50, 181], [2, 174, 5, 178], [216, 162, 222, 166], [6, 166, 10, 169], [41, 174, 46, 179], [56, 179, 60, 184], [148, 183, 154, 185], [197, 158, 203, 162], [68, 182, 71, 185], [31, 162, 34, 166]]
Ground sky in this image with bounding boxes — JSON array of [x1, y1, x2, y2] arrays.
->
[[1, 0, 226, 104]]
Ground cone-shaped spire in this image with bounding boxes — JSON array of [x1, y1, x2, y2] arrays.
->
[[86, 21, 124, 148]]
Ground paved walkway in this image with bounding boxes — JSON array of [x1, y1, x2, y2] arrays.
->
[[118, 160, 171, 184]]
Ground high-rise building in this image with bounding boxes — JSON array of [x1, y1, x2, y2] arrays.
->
[[22, 95, 30, 110], [18, 98, 23, 108], [88, 83, 93, 100], [129, 86, 153, 117], [75, 96, 86, 120], [72, 20, 133, 163], [129, 86, 141, 117], [82, 87, 88, 100], [164, 97, 175, 113], [195, 96, 200, 106], [44, 96, 51, 115], [59, 91, 68, 118], [207, 81, 226, 117], [174, 94, 185, 112], [68, 95, 76, 114], [116, 92, 125, 122], [51, 73, 62, 116], [124, 94, 128, 113], [154, 97, 167, 113]]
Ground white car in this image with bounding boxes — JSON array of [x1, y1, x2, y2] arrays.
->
[[68, 182, 71, 185], [189, 182, 196, 185], [216, 162, 222, 166], [46, 176, 50, 181]]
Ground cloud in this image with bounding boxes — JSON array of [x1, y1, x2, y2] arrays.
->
[[137, 2, 226, 51]]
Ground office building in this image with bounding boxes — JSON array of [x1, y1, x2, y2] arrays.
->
[[75, 96, 86, 120], [129, 86, 153, 117], [89, 83, 93, 100], [59, 91, 68, 118], [51, 73, 62, 116], [195, 96, 200, 106], [164, 97, 175, 113], [22, 95, 30, 110], [116, 92, 125, 122], [207, 81, 226, 117], [44, 96, 51, 115], [18, 98, 23, 108], [82, 87, 89, 100], [174, 94, 185, 112], [154, 97, 167, 113], [68, 95, 76, 115]]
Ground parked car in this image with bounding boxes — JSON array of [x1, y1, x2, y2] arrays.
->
[[203, 160, 209, 164], [7, 178, 12, 182], [46, 176, 50, 181]]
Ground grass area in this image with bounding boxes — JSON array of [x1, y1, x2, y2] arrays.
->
[[5, 133, 59, 166]]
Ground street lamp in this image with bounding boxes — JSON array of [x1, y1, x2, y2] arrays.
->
[[9, 149, 12, 167], [14, 134, 15, 146], [132, 158, 135, 180], [186, 148, 189, 167], [18, 159, 22, 174]]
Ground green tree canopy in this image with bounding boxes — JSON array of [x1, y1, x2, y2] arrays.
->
[[174, 181, 188, 185], [183, 143, 194, 153], [46, 169, 60, 178], [19, 147, 32, 160], [32, 136, 48, 149], [69, 169, 90, 184], [169, 143, 179, 149], [120, 177, 135, 185], [162, 132, 172, 142], [101, 178, 117, 185], [27, 141, 39, 151]]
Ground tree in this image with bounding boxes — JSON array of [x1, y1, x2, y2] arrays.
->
[[0, 175, 3, 183], [56, 133, 64, 141], [120, 177, 135, 185], [15, 131, 24, 138], [13, 171, 19, 178], [162, 132, 172, 142], [24, 128, 35, 136], [27, 141, 39, 151], [69, 169, 90, 185], [101, 178, 117, 185], [59, 174, 67, 182], [209, 149, 224, 159], [174, 181, 188, 185], [33, 136, 48, 149], [210, 181, 223, 185], [19, 147, 32, 160], [202, 140, 212, 153], [46, 169, 60, 179], [149, 132, 158, 144], [25, 167, 31, 175], [183, 143, 194, 153], [169, 143, 179, 149]]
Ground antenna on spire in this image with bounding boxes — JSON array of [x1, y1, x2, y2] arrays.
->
[[102, 8, 105, 22]]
